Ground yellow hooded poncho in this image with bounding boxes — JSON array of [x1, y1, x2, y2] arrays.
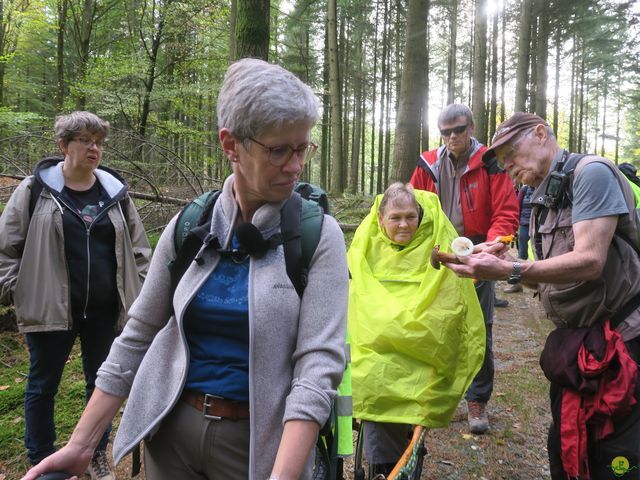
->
[[348, 190, 485, 427]]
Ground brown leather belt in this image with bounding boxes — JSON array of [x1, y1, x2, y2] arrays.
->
[[181, 391, 250, 420]]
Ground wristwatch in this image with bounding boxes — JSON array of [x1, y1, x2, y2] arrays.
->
[[507, 261, 522, 285]]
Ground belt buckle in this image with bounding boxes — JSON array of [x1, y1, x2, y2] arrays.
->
[[203, 393, 223, 420]]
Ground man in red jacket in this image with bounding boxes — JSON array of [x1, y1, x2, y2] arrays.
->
[[410, 104, 519, 434]]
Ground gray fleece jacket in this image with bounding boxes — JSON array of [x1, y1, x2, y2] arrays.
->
[[96, 175, 349, 479]]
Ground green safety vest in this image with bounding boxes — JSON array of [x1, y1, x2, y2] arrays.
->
[[335, 337, 353, 456]]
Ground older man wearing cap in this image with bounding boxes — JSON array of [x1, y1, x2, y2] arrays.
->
[[443, 112, 640, 479], [409, 103, 519, 435]]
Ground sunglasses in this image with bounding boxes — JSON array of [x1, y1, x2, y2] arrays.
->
[[439, 124, 469, 137]]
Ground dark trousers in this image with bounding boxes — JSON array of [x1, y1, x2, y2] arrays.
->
[[465, 280, 495, 403], [518, 224, 530, 260], [548, 386, 640, 479], [548, 338, 640, 479], [24, 321, 116, 465]]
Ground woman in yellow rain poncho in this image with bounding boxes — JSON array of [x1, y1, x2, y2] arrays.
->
[[348, 183, 485, 476]]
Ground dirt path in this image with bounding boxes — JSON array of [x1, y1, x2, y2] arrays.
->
[[418, 282, 554, 480]]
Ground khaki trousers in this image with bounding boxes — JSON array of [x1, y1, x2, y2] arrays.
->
[[144, 399, 250, 480]]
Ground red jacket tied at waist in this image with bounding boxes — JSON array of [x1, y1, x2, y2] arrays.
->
[[560, 320, 638, 479]]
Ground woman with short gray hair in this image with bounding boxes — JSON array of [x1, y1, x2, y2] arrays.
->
[[24, 60, 348, 480]]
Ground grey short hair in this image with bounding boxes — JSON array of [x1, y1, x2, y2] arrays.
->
[[54, 111, 110, 143], [379, 182, 420, 216], [438, 104, 474, 128], [216, 58, 320, 139]]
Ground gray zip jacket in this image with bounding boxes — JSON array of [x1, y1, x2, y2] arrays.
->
[[96, 175, 349, 479], [0, 160, 151, 332]]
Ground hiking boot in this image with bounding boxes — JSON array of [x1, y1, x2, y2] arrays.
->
[[87, 450, 116, 480], [494, 297, 509, 308], [504, 284, 523, 294], [369, 463, 395, 479], [467, 400, 489, 434]]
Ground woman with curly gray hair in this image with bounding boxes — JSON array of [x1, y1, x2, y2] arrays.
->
[[23, 60, 348, 480]]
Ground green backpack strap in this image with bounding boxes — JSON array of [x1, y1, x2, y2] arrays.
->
[[174, 190, 220, 252], [280, 192, 324, 297], [172, 188, 323, 298]]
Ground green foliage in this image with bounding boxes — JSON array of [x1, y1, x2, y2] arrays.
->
[[147, 231, 162, 248], [0, 336, 90, 478], [0, 334, 30, 470], [0, 108, 45, 137]]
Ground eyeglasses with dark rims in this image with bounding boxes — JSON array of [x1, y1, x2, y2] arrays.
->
[[246, 137, 318, 167], [72, 136, 106, 149]]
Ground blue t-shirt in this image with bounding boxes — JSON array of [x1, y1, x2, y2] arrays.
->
[[183, 237, 250, 401]]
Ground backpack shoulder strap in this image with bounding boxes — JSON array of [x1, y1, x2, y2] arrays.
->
[[174, 190, 220, 252], [169, 190, 221, 294], [280, 192, 324, 298], [118, 196, 131, 226], [28, 177, 44, 218]]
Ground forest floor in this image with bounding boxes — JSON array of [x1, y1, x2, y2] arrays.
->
[[0, 280, 555, 480], [417, 282, 554, 480]]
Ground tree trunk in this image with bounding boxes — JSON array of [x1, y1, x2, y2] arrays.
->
[[392, 0, 429, 182], [321, 23, 330, 189], [235, 0, 270, 60], [577, 51, 585, 152], [340, 10, 350, 188], [514, 0, 532, 112], [348, 22, 364, 194], [369, 0, 380, 195], [384, 39, 393, 188], [0, 0, 5, 106], [229, 0, 237, 62], [600, 81, 607, 157], [488, 4, 498, 140], [471, 0, 487, 144], [467, 21, 473, 105], [553, 24, 561, 134], [615, 80, 621, 163], [446, 0, 457, 104], [139, 15, 165, 139], [499, 5, 506, 122], [74, 0, 96, 109], [349, 50, 362, 193], [568, 36, 576, 150], [55, 0, 68, 111], [360, 92, 366, 193], [376, 0, 389, 193], [328, 0, 344, 194], [421, 15, 430, 151], [533, 0, 549, 118], [528, 13, 537, 112]]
